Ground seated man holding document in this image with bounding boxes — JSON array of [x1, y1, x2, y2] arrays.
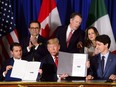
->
[[41, 38, 68, 81], [86, 35, 116, 81], [41, 38, 90, 81], [0, 42, 42, 81]]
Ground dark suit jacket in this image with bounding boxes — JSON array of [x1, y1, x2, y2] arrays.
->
[[20, 34, 48, 62], [89, 52, 116, 80], [41, 53, 57, 81], [56, 26, 85, 53], [0, 58, 21, 81]]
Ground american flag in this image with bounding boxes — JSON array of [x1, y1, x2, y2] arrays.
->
[[0, 0, 19, 66]]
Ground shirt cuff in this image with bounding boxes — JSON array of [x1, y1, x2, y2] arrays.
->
[[27, 47, 30, 52], [3, 71, 6, 77], [34, 44, 39, 50]]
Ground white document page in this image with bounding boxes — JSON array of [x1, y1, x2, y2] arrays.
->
[[72, 54, 88, 77], [10, 60, 41, 81], [57, 52, 88, 77], [22, 62, 40, 81]]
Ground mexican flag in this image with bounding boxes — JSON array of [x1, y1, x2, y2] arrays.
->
[[86, 0, 116, 51]]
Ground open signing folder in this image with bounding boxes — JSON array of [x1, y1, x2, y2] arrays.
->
[[10, 60, 41, 81], [57, 52, 88, 77]]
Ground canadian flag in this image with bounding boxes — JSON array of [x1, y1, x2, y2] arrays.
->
[[38, 0, 61, 38]]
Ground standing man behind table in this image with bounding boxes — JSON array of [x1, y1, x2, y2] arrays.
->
[[20, 21, 48, 62], [56, 12, 85, 53]]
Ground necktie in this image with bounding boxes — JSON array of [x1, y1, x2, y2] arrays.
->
[[54, 56, 58, 67], [101, 56, 105, 76], [67, 30, 73, 47], [31, 46, 36, 61]]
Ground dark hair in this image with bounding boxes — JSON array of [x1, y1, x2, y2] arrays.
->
[[29, 21, 41, 28], [95, 34, 111, 49], [10, 42, 22, 51], [84, 26, 99, 48], [70, 12, 82, 19]]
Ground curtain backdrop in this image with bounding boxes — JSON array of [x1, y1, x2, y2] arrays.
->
[[12, 0, 116, 42]]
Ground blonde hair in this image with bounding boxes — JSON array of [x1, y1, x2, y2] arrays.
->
[[47, 38, 59, 45]]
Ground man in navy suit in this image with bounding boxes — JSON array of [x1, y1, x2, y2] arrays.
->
[[0, 42, 23, 81], [86, 34, 116, 81], [20, 21, 48, 62], [56, 13, 85, 53], [0, 42, 42, 81]]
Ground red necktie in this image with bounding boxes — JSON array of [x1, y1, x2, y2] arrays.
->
[[54, 56, 58, 67], [67, 30, 73, 47]]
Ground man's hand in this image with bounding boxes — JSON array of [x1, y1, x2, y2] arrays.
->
[[85, 60, 90, 68], [109, 74, 116, 81], [29, 36, 39, 47], [38, 69, 43, 75], [4, 65, 13, 75], [77, 41, 83, 48], [6, 65, 12, 71], [86, 75, 94, 80], [28, 41, 34, 49], [59, 73, 68, 80]]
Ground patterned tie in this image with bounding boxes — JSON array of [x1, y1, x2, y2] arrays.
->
[[54, 56, 58, 67], [101, 56, 105, 76], [67, 30, 73, 47]]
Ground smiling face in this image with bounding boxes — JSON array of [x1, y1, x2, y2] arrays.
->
[[29, 22, 40, 36], [95, 41, 108, 54], [95, 35, 110, 55], [70, 15, 82, 30], [11, 46, 22, 59], [88, 28, 97, 41]]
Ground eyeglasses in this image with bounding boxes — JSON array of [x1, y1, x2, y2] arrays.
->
[[30, 27, 39, 30]]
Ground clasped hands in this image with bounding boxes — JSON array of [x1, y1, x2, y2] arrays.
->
[[28, 36, 39, 49]]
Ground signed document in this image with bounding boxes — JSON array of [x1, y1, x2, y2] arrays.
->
[[57, 52, 88, 77], [10, 60, 41, 81]]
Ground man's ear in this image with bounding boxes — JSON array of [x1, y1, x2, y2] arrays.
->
[[10, 51, 13, 55], [29, 28, 31, 32], [105, 43, 108, 48], [58, 45, 60, 50], [70, 18, 73, 23]]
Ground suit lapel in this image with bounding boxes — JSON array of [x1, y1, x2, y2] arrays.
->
[[64, 27, 68, 43], [9, 58, 14, 66], [97, 56, 103, 77], [62, 26, 68, 47], [50, 55, 57, 68], [49, 54, 55, 65], [103, 53, 112, 76]]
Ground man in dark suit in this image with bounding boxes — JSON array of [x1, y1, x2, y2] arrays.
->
[[20, 21, 48, 62], [41, 38, 68, 81], [56, 13, 85, 53], [0, 42, 23, 81], [86, 34, 116, 81]]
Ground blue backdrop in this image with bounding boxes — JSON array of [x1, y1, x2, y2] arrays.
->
[[12, 0, 116, 42]]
